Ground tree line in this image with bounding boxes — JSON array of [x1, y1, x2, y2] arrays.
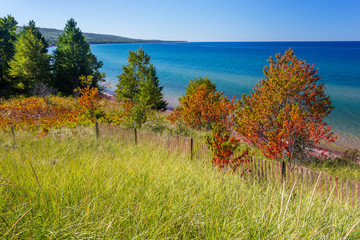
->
[[1, 14, 337, 167], [0, 16, 104, 97], [1, 15, 167, 113]]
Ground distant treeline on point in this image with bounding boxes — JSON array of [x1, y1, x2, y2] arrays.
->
[[16, 26, 186, 46]]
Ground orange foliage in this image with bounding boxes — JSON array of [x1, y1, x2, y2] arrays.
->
[[169, 84, 235, 128], [234, 48, 337, 160], [0, 96, 92, 134], [206, 123, 251, 170], [75, 75, 102, 117]]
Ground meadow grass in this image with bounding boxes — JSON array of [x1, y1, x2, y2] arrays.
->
[[1, 128, 360, 239]]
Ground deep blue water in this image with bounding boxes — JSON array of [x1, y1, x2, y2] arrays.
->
[[87, 42, 360, 149]]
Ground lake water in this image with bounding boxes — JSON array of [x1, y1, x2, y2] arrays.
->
[[86, 42, 360, 149]]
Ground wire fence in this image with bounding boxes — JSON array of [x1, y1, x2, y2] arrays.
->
[[98, 122, 360, 207]]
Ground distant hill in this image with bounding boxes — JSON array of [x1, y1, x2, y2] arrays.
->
[[17, 26, 185, 46]]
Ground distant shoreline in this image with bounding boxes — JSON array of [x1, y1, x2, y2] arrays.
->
[[102, 92, 358, 160]]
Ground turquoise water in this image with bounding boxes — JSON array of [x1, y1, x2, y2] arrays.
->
[[88, 42, 360, 149]]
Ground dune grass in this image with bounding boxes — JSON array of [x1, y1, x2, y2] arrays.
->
[[1, 128, 360, 239]]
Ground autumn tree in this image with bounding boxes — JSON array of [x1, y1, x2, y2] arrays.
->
[[53, 18, 104, 95], [169, 77, 235, 129], [115, 47, 167, 111], [9, 21, 50, 94], [75, 75, 102, 118], [0, 15, 18, 96], [233, 48, 337, 162], [206, 123, 251, 171]]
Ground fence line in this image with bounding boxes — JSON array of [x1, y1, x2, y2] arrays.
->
[[97, 123, 360, 206]]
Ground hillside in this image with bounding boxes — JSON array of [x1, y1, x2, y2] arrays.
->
[[1, 128, 360, 238], [17, 26, 185, 46]]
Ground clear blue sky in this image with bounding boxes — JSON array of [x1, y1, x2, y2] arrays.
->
[[1, 0, 359, 41]]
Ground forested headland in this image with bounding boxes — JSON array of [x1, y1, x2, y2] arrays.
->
[[17, 26, 186, 46]]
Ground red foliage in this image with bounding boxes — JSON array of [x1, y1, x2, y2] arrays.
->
[[206, 123, 251, 170], [233, 48, 337, 160]]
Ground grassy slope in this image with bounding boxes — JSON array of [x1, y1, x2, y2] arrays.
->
[[1, 128, 360, 239]]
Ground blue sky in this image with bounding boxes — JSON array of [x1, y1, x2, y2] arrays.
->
[[1, 0, 359, 41]]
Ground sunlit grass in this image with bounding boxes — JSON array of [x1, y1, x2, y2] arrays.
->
[[0, 129, 359, 239]]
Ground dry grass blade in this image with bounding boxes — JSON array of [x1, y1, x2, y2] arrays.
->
[[322, 185, 336, 214], [28, 157, 41, 190], [282, 179, 298, 221], [343, 217, 360, 239], [307, 172, 322, 213], [5, 208, 32, 236]]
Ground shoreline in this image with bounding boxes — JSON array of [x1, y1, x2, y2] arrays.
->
[[102, 92, 359, 160]]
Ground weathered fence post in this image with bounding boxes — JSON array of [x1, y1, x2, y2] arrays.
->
[[11, 126, 15, 139], [190, 131, 193, 160], [134, 122, 137, 145], [352, 181, 355, 207], [346, 179, 349, 202], [358, 182, 360, 206], [282, 150, 286, 181], [95, 119, 99, 139]]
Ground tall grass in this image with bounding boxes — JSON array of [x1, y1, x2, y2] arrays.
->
[[1, 129, 359, 239]]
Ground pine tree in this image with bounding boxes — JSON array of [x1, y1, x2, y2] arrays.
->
[[53, 18, 104, 95], [9, 21, 50, 95], [116, 47, 167, 111], [0, 15, 18, 96]]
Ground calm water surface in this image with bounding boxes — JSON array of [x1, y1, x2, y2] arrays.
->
[[85, 42, 360, 149]]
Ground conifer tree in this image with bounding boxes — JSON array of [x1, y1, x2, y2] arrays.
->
[[0, 15, 18, 96], [9, 21, 50, 95], [116, 47, 167, 111], [53, 18, 104, 95]]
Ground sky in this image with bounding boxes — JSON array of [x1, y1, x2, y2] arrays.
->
[[1, 0, 359, 42]]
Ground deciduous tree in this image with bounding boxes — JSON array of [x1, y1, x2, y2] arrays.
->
[[206, 123, 251, 170], [169, 77, 235, 129], [233, 48, 337, 162]]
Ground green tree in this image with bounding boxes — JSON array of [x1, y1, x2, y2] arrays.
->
[[0, 15, 18, 96], [22, 20, 49, 53], [53, 18, 104, 95], [9, 21, 50, 95], [115, 47, 167, 111], [182, 76, 216, 97]]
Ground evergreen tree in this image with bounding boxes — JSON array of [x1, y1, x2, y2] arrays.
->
[[0, 15, 18, 96], [53, 18, 104, 95], [116, 47, 167, 111], [22, 20, 49, 53], [9, 21, 50, 95]]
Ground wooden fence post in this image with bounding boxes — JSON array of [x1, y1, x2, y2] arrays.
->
[[346, 179, 349, 202], [358, 182, 360, 206], [340, 178, 344, 201], [265, 159, 268, 180], [95, 119, 99, 139], [268, 160, 272, 181], [282, 150, 286, 181], [190, 131, 193, 160], [11, 126, 15, 139], [352, 181, 355, 207], [335, 177, 338, 199], [134, 122, 137, 145]]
